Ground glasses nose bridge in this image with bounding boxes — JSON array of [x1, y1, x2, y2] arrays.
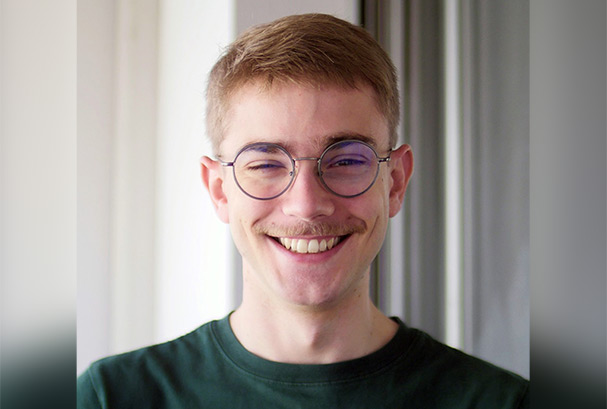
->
[[292, 156, 321, 174], [289, 156, 324, 187], [293, 156, 320, 163]]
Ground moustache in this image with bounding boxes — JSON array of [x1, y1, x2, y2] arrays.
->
[[253, 221, 366, 237]]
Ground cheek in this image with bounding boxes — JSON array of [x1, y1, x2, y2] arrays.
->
[[345, 194, 389, 230], [366, 173, 391, 214], [227, 206, 256, 261], [227, 197, 272, 240], [228, 201, 257, 230]]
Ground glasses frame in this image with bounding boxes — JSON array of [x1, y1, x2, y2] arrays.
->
[[219, 139, 392, 200]]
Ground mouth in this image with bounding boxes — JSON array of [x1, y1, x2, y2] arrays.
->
[[256, 221, 364, 255], [270, 236, 346, 254]]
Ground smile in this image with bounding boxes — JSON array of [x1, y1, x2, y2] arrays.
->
[[276, 236, 343, 254]]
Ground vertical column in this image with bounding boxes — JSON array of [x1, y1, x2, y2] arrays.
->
[[442, 0, 463, 349]]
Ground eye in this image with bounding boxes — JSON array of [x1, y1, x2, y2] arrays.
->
[[332, 158, 365, 167], [240, 160, 292, 179], [245, 160, 286, 171], [325, 155, 369, 168]]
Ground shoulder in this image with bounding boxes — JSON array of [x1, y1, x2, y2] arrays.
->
[[409, 327, 528, 382], [400, 324, 529, 408], [77, 319, 223, 408], [89, 320, 213, 375]]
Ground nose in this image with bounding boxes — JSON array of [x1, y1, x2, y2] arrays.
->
[[281, 159, 335, 220]]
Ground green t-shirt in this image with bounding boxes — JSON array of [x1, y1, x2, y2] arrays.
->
[[77, 316, 529, 408]]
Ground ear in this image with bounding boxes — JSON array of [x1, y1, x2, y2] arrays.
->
[[200, 156, 230, 223], [387, 144, 414, 218]]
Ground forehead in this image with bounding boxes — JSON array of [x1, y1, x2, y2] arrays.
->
[[219, 81, 389, 156]]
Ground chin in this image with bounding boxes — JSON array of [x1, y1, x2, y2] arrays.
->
[[271, 267, 368, 310]]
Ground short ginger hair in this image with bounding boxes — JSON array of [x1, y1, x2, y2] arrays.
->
[[206, 13, 400, 153]]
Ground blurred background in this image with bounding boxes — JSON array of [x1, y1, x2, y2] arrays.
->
[[77, 0, 530, 377]]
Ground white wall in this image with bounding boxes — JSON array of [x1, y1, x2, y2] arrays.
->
[[154, 0, 236, 345]]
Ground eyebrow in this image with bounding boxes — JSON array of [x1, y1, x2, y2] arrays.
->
[[246, 143, 284, 154], [320, 132, 378, 150]]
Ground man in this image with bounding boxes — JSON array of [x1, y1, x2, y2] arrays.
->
[[78, 13, 529, 408]]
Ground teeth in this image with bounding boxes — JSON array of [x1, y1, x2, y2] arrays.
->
[[306, 239, 318, 253], [319, 240, 327, 252], [278, 237, 341, 254], [327, 238, 335, 250], [282, 237, 292, 250], [296, 239, 307, 253]]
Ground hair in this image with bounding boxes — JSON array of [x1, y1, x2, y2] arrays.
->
[[206, 13, 400, 153]]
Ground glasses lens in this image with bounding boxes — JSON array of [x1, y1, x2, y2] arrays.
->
[[233, 144, 293, 199], [320, 141, 379, 197]]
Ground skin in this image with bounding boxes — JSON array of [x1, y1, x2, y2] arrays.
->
[[201, 81, 413, 364]]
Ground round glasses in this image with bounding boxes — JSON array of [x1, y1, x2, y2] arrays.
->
[[219, 140, 391, 200]]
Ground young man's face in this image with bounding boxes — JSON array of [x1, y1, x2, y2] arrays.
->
[[202, 81, 412, 310]]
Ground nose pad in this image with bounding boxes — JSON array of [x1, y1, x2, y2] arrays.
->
[[282, 159, 334, 220]]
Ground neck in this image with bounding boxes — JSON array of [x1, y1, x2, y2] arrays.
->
[[229, 278, 398, 364]]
